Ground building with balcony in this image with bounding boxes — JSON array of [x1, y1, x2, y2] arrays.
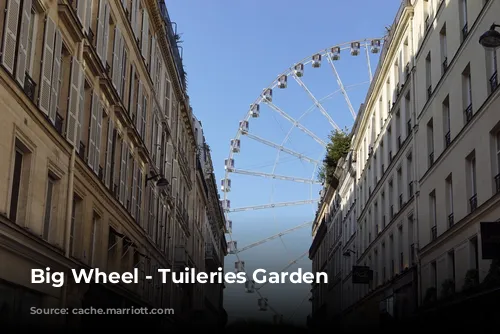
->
[[415, 0, 500, 310], [192, 116, 228, 326], [309, 0, 500, 331], [0, 0, 216, 330]]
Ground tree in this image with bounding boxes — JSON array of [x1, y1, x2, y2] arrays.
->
[[317, 128, 352, 185]]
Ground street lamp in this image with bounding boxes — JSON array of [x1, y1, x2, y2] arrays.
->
[[479, 23, 500, 49], [146, 173, 169, 191], [343, 249, 356, 257]]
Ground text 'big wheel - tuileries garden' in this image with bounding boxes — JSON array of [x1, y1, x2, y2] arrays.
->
[[221, 38, 385, 324]]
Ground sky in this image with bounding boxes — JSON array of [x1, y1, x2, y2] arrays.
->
[[165, 0, 402, 325]]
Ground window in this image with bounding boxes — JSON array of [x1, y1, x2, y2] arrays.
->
[[443, 96, 451, 147], [460, 0, 468, 41], [431, 261, 437, 288], [107, 227, 119, 271], [462, 64, 473, 123], [26, 6, 38, 76], [70, 195, 83, 256], [429, 190, 437, 240], [426, 52, 432, 98], [496, 131, 500, 175], [407, 152, 413, 196], [427, 118, 434, 167], [89, 212, 100, 266], [487, 49, 498, 93], [9, 139, 32, 225], [446, 174, 454, 228], [467, 151, 477, 212], [448, 250, 455, 285], [440, 24, 448, 74], [42, 174, 57, 241]]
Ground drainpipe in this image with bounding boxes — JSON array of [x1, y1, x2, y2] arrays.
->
[[408, 12, 422, 308]]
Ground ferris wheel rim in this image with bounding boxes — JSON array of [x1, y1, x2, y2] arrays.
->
[[222, 38, 385, 318]]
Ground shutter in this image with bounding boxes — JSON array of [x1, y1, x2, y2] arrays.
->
[[137, 168, 143, 226], [156, 122, 162, 169], [141, 10, 149, 61], [75, 63, 85, 152], [2, 0, 21, 74], [76, 0, 86, 27], [131, 0, 138, 37], [124, 148, 131, 207], [66, 58, 81, 146], [96, 0, 105, 61], [136, 81, 143, 136], [105, 118, 114, 188], [49, 30, 62, 124], [94, 99, 104, 174], [39, 16, 56, 116], [102, 1, 110, 65], [15, 0, 32, 86], [141, 92, 147, 139], [119, 48, 127, 98], [119, 141, 127, 204], [150, 35, 156, 74], [85, 0, 92, 35], [131, 160, 137, 218], [129, 64, 136, 118], [88, 92, 98, 170], [112, 27, 121, 89]]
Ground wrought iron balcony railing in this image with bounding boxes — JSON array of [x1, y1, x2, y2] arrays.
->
[[464, 104, 473, 123], [490, 71, 498, 92], [23, 73, 36, 102], [469, 194, 477, 213], [448, 213, 454, 229]]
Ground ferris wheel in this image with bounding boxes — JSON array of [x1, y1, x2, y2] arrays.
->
[[221, 38, 385, 323]]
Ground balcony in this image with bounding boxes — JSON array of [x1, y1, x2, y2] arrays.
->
[[448, 213, 454, 229], [205, 242, 219, 267], [23, 73, 36, 102], [55, 113, 64, 134], [469, 194, 477, 213], [462, 23, 468, 42], [405, 62, 410, 80], [445, 131, 451, 148], [174, 245, 188, 267], [431, 226, 437, 241], [408, 181, 414, 198], [464, 104, 473, 124], [442, 57, 448, 73], [429, 152, 434, 167], [410, 243, 416, 265], [495, 174, 500, 194], [490, 71, 498, 93], [427, 85, 432, 100]]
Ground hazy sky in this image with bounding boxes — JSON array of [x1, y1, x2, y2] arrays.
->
[[165, 0, 402, 324]]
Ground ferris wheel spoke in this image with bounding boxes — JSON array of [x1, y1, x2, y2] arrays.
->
[[365, 42, 374, 82], [234, 222, 312, 253], [291, 73, 341, 131], [325, 54, 357, 120], [231, 169, 322, 184], [227, 199, 319, 213], [245, 132, 320, 165], [264, 101, 327, 147], [256, 251, 309, 291]]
